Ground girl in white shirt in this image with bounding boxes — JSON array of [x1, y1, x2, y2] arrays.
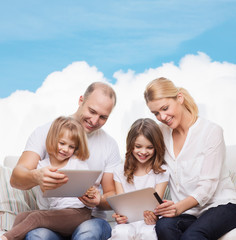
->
[[144, 77, 236, 240], [109, 118, 169, 240], [2, 116, 98, 240]]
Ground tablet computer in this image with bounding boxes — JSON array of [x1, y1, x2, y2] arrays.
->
[[43, 169, 102, 197], [107, 187, 162, 223]]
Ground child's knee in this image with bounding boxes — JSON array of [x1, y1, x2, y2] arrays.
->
[[110, 224, 133, 239]]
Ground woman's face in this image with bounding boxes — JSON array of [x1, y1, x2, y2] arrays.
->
[[147, 96, 184, 129], [132, 134, 155, 165]]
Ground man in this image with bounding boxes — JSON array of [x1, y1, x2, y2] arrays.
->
[[10, 82, 121, 240]]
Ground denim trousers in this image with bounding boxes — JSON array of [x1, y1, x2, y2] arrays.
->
[[155, 203, 236, 240], [25, 217, 112, 240]]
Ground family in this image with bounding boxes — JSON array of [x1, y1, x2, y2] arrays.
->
[[2, 78, 236, 240]]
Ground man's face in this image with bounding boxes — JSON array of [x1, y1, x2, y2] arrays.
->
[[78, 89, 114, 133]]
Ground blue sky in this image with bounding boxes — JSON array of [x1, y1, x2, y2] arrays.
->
[[0, 0, 236, 98]]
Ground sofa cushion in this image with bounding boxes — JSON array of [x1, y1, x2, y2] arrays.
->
[[0, 165, 38, 231]]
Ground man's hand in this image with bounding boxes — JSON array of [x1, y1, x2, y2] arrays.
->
[[36, 166, 68, 192], [112, 213, 128, 224]]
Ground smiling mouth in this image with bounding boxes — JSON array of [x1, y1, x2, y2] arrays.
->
[[85, 120, 94, 129], [166, 117, 173, 125], [138, 154, 149, 160]]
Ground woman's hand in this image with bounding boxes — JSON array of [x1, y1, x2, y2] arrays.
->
[[143, 210, 157, 225], [154, 200, 178, 217], [112, 213, 128, 224]]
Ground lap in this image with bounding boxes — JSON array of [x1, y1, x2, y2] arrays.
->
[[182, 203, 236, 239], [156, 203, 236, 240], [72, 217, 112, 240]]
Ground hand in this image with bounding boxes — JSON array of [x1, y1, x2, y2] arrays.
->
[[36, 166, 68, 192], [79, 188, 101, 208], [154, 200, 178, 217], [112, 213, 128, 224], [143, 210, 158, 225], [85, 186, 100, 199]]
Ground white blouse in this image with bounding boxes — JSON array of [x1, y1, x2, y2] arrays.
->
[[160, 117, 236, 217]]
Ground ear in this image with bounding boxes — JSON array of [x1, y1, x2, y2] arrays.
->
[[78, 96, 84, 106], [177, 92, 184, 104]]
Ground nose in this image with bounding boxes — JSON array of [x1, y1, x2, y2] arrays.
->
[[159, 112, 167, 121], [140, 148, 147, 154], [62, 145, 69, 152], [91, 115, 100, 126]]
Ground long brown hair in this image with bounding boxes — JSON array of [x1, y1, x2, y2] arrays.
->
[[124, 118, 166, 184], [46, 116, 89, 160]]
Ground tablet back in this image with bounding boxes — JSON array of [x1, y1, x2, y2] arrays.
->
[[107, 187, 160, 223], [43, 170, 102, 197]]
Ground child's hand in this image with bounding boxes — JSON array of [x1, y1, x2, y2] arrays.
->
[[85, 186, 100, 199], [112, 213, 128, 224], [143, 210, 158, 225], [79, 186, 101, 208]]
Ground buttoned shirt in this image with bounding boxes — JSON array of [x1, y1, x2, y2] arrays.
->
[[160, 117, 236, 217]]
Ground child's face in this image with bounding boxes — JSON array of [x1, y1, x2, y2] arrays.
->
[[56, 130, 76, 161], [132, 134, 155, 165]]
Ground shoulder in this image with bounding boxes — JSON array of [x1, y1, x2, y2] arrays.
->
[[35, 121, 52, 132], [29, 121, 52, 139], [114, 163, 124, 175], [195, 117, 223, 136]]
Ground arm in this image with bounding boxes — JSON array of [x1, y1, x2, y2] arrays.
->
[[10, 151, 68, 191], [114, 180, 124, 194], [10, 151, 41, 189]]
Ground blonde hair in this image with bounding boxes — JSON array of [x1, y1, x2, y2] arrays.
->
[[46, 116, 89, 160], [144, 77, 198, 123], [124, 118, 166, 184]]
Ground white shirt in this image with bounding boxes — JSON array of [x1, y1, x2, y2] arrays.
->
[[160, 117, 236, 217], [114, 163, 169, 192], [35, 157, 89, 210], [25, 121, 121, 218]]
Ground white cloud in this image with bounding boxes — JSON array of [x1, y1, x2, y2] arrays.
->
[[0, 52, 236, 164]]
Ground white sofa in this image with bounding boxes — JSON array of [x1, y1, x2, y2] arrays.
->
[[1, 146, 236, 239]]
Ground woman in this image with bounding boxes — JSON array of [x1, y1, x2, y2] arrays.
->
[[144, 77, 236, 240]]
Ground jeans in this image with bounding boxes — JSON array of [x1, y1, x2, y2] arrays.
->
[[155, 203, 236, 240], [25, 217, 112, 240]]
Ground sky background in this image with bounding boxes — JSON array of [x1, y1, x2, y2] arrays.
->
[[0, 0, 236, 163]]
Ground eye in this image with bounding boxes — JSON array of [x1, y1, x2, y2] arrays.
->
[[59, 141, 64, 145], [89, 108, 96, 114], [163, 106, 168, 111], [147, 146, 154, 150], [135, 145, 141, 149], [153, 112, 159, 116], [69, 145, 75, 149], [100, 115, 108, 120]]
